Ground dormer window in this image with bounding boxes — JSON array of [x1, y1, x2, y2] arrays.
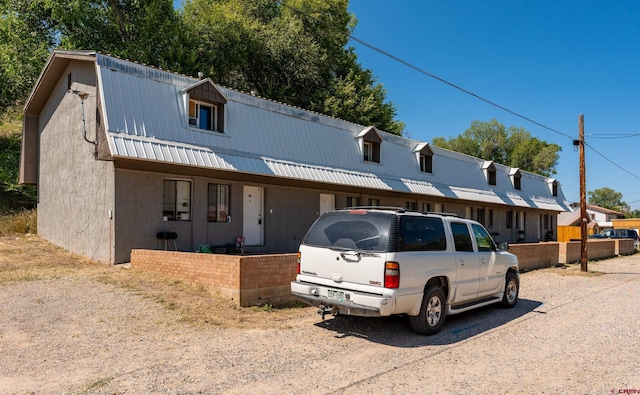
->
[[483, 161, 496, 186], [510, 168, 521, 190], [357, 126, 382, 163], [189, 100, 216, 131], [548, 179, 558, 196], [182, 78, 227, 133], [364, 142, 375, 162], [414, 143, 433, 173]]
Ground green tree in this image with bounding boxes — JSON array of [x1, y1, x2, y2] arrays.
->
[[588, 187, 628, 212], [0, 109, 36, 211], [627, 209, 640, 219], [2, 0, 403, 133], [183, 0, 403, 134], [432, 119, 561, 176], [318, 58, 404, 134], [0, 0, 56, 110], [0, 0, 194, 112], [47, 0, 196, 73]]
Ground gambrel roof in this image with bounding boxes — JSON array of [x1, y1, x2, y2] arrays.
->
[[26, 50, 570, 212]]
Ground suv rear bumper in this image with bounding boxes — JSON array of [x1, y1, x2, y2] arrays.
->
[[291, 281, 395, 317]]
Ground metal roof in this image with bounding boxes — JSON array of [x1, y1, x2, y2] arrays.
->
[[93, 53, 570, 212]]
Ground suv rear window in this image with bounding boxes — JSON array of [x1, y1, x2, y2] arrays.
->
[[302, 211, 392, 251]]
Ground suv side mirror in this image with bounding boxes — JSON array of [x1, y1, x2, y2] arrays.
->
[[496, 241, 509, 252]]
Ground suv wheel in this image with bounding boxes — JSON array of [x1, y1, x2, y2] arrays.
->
[[501, 272, 519, 308], [409, 285, 446, 335]]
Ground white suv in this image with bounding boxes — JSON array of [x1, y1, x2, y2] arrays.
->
[[291, 207, 520, 335]]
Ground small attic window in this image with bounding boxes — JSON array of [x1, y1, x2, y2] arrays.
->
[[183, 78, 227, 133], [189, 100, 217, 131], [483, 161, 496, 186], [548, 179, 558, 196], [357, 126, 382, 164], [510, 168, 521, 190], [415, 143, 433, 173]]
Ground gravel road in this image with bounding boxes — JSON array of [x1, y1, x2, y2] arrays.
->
[[1, 254, 639, 394]]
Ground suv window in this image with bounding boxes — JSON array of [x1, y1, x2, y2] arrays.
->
[[472, 223, 495, 252], [302, 211, 391, 251], [399, 216, 447, 251], [451, 222, 474, 252]]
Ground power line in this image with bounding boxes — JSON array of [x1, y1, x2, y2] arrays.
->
[[584, 142, 640, 181], [278, 0, 575, 141], [587, 133, 640, 139], [281, 1, 640, 191]]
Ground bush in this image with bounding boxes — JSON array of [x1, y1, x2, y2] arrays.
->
[[0, 108, 37, 211], [0, 209, 37, 236]]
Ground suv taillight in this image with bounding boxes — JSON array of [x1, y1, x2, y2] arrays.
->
[[384, 261, 400, 288], [297, 251, 301, 274]]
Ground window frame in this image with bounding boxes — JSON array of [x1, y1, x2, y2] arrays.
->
[[163, 179, 192, 221], [488, 168, 497, 186], [451, 222, 474, 252], [476, 208, 486, 226], [346, 196, 361, 207], [398, 216, 447, 252], [207, 183, 231, 222], [359, 127, 382, 164], [419, 153, 433, 173], [472, 223, 495, 252], [363, 141, 374, 162], [514, 173, 522, 190], [188, 99, 218, 132]]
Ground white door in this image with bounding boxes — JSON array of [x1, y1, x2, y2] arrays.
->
[[243, 186, 263, 245], [319, 194, 335, 216]]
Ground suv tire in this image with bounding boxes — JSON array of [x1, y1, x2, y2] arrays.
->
[[501, 272, 519, 308], [409, 285, 446, 335]]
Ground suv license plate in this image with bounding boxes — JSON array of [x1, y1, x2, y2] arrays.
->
[[327, 290, 345, 302]]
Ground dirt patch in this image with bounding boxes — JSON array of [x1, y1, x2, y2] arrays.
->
[[541, 262, 606, 277], [0, 235, 311, 329]]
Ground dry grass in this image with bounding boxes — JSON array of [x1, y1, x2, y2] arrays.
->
[[0, 235, 311, 329], [0, 209, 37, 236]]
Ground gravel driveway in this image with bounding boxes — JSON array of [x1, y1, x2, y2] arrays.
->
[[1, 253, 640, 394]]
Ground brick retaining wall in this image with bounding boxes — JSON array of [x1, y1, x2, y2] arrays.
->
[[130, 250, 298, 307], [508, 243, 560, 271], [131, 240, 636, 306]]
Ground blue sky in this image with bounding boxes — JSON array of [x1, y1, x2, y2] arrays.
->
[[174, 1, 640, 209], [346, 1, 640, 209]]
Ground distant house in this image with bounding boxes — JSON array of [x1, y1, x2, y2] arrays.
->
[[567, 203, 626, 229], [557, 208, 600, 241], [20, 50, 570, 264]]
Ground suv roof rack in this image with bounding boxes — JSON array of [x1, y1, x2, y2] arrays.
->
[[340, 207, 460, 218], [422, 211, 460, 218], [342, 206, 407, 212]]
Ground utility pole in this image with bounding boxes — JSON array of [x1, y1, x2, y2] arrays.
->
[[578, 114, 588, 272]]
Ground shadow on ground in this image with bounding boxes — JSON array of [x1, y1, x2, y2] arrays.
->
[[313, 298, 542, 347]]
